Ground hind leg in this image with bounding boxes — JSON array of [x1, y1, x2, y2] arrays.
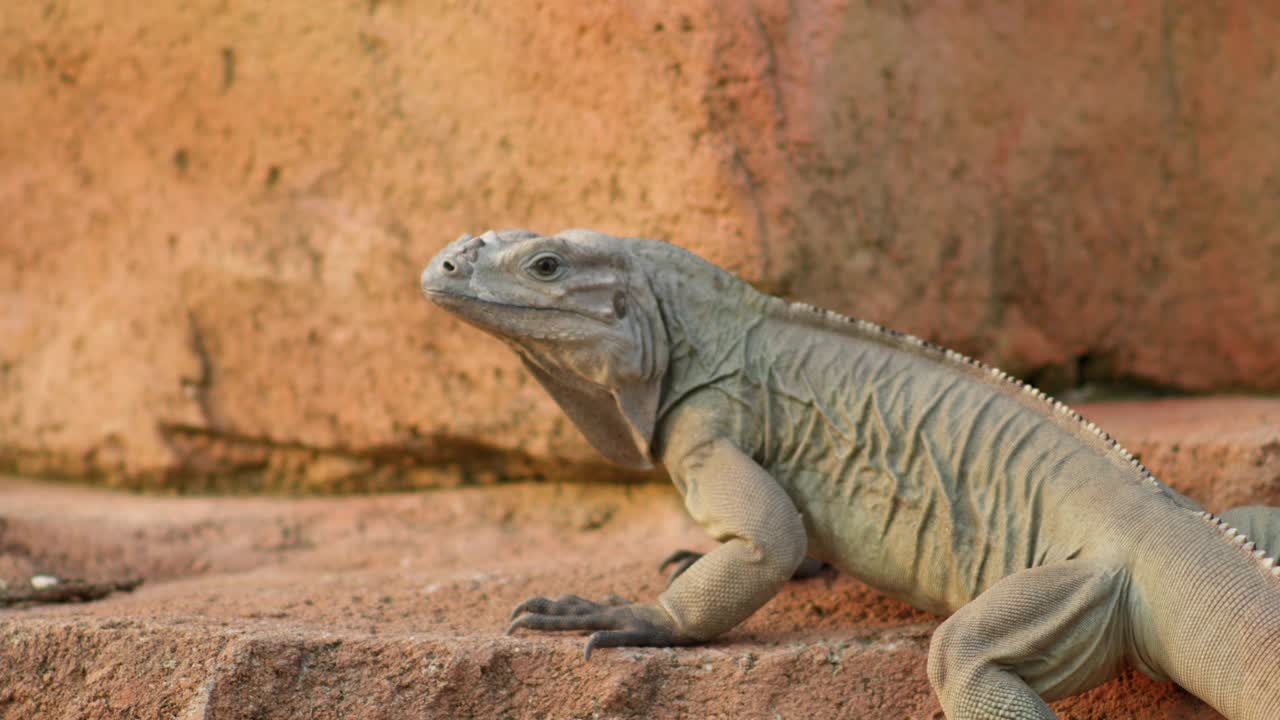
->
[[1220, 506, 1280, 556], [927, 559, 1132, 719]]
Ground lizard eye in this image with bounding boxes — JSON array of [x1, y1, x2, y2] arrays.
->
[[526, 253, 565, 281]]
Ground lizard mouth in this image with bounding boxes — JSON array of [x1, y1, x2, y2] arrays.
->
[[423, 290, 610, 339], [424, 290, 618, 327], [423, 290, 563, 315]]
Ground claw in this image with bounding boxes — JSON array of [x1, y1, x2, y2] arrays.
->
[[659, 549, 704, 585], [509, 596, 543, 620], [585, 629, 663, 660], [658, 549, 702, 573]]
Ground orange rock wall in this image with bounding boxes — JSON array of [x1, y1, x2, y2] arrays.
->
[[2, 2, 1278, 487]]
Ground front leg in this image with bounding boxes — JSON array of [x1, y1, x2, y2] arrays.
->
[[660, 550, 828, 584], [507, 438, 807, 655]]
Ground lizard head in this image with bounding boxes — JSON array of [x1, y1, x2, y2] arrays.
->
[[421, 229, 668, 470]]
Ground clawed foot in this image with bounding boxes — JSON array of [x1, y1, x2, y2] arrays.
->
[[660, 550, 830, 586], [507, 594, 691, 659]]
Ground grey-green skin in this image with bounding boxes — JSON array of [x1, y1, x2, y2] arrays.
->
[[420, 229, 1280, 720]]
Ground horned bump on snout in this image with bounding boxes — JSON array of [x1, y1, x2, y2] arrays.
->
[[421, 232, 498, 295], [433, 233, 485, 280]]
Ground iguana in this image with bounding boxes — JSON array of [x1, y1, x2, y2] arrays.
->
[[420, 228, 1280, 719]]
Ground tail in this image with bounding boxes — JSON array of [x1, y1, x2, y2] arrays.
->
[[1131, 508, 1280, 720]]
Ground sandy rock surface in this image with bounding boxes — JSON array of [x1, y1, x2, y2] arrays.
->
[[5, 397, 1278, 719], [3, 2, 1280, 487], [0, 482, 1213, 720]]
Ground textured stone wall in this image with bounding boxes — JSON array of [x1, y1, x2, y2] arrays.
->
[[2, 1, 1278, 489]]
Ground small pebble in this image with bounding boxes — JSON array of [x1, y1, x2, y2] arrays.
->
[[30, 575, 60, 589]]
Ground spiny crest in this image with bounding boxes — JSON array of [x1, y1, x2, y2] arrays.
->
[[1197, 511, 1280, 579], [787, 301, 1165, 492]]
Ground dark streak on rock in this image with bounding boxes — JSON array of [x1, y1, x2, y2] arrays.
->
[[183, 311, 217, 428], [141, 424, 663, 494], [221, 47, 235, 91]]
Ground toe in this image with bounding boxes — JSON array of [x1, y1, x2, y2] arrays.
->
[[507, 610, 620, 635], [658, 549, 702, 573]]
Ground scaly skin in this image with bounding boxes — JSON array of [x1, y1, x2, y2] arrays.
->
[[421, 229, 1280, 719]]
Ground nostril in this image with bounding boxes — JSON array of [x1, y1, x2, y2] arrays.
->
[[442, 260, 456, 273]]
